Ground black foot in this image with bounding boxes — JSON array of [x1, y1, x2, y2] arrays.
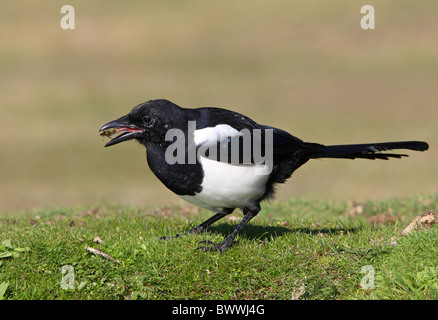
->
[[159, 226, 205, 241], [195, 240, 235, 253], [159, 234, 183, 241]]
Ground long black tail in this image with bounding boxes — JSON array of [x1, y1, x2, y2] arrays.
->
[[308, 141, 429, 160]]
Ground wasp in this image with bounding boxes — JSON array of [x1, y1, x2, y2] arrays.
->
[[100, 128, 118, 137]]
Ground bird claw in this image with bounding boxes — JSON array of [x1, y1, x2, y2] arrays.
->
[[159, 234, 182, 241], [195, 240, 234, 253], [159, 226, 206, 242]]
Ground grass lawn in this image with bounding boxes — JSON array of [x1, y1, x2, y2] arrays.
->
[[1, 194, 437, 300]]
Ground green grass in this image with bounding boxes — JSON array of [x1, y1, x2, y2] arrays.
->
[[1, 194, 437, 300]]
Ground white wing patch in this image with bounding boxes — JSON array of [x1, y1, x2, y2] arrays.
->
[[193, 124, 242, 147]]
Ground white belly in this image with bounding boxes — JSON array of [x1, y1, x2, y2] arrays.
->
[[179, 156, 270, 212]]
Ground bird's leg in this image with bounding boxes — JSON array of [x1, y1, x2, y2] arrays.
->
[[159, 208, 234, 241], [187, 208, 234, 234], [196, 204, 261, 253]]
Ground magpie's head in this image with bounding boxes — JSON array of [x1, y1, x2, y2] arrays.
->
[[99, 99, 185, 147]]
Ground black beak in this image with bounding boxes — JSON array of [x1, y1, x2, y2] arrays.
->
[[99, 115, 144, 147]]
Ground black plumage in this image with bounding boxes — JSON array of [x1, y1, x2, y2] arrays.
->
[[100, 99, 429, 252]]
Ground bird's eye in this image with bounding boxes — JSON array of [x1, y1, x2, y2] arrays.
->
[[142, 115, 152, 124]]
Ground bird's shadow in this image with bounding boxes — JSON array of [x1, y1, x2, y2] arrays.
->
[[202, 222, 361, 242]]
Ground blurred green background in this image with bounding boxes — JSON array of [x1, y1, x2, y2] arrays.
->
[[1, 1, 437, 214]]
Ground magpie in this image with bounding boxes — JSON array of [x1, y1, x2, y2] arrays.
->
[[99, 99, 429, 252]]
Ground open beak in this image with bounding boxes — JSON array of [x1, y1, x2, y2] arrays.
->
[[99, 115, 144, 147]]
